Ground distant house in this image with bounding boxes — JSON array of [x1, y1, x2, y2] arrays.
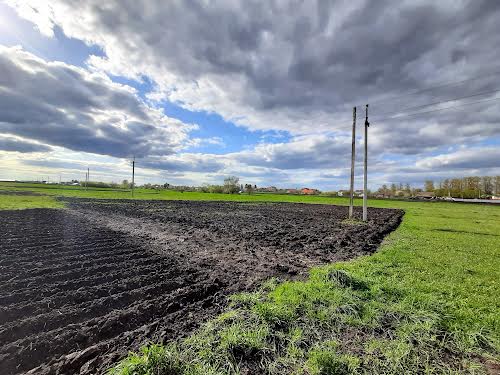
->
[[286, 189, 300, 194], [414, 191, 435, 200], [301, 188, 320, 195]]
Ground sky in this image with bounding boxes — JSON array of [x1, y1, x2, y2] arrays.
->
[[0, 0, 499, 190]]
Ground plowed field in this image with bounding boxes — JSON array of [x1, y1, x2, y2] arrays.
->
[[0, 199, 402, 374]]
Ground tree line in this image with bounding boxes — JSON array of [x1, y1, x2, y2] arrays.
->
[[377, 176, 500, 199]]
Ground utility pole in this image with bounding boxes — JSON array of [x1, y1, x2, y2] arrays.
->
[[363, 104, 370, 222], [349, 107, 356, 219], [131, 156, 135, 197], [86, 168, 89, 191]]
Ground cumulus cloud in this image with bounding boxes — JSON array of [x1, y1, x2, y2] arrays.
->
[[0, 46, 196, 158], [6, 0, 500, 140], [3, 1, 500, 187]]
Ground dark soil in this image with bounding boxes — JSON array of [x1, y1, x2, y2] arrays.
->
[[0, 199, 403, 374]]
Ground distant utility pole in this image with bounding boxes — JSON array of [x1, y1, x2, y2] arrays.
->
[[131, 156, 135, 197], [363, 104, 370, 222], [349, 106, 356, 219]]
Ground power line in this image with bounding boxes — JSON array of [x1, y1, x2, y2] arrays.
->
[[372, 88, 500, 118], [328, 74, 500, 126], [366, 69, 500, 106], [324, 70, 500, 130], [373, 96, 500, 122], [325, 95, 500, 132]]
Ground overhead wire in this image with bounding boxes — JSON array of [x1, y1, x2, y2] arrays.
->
[[365, 68, 500, 106], [372, 96, 500, 122], [319, 69, 500, 131], [325, 93, 500, 132], [328, 72, 500, 125], [371, 88, 500, 118]]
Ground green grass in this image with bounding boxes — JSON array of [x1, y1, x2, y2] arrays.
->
[[0, 194, 64, 210], [1, 182, 498, 373], [0, 181, 349, 203]]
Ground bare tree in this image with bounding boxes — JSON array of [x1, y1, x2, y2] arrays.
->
[[482, 176, 493, 195], [244, 184, 254, 194], [390, 183, 397, 196], [404, 183, 411, 195], [223, 176, 240, 194]]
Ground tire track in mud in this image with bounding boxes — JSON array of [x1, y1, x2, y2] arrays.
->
[[0, 200, 403, 374]]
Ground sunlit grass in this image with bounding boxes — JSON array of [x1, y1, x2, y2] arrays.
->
[[0, 194, 64, 210]]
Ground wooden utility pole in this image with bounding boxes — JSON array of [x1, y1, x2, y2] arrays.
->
[[363, 104, 370, 222], [349, 107, 356, 219], [131, 156, 135, 197]]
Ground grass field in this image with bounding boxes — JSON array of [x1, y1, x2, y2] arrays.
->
[[0, 194, 64, 210], [1, 182, 498, 373]]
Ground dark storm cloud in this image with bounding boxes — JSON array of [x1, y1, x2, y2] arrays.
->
[[87, 1, 500, 104], [0, 136, 52, 153], [0, 46, 193, 158]]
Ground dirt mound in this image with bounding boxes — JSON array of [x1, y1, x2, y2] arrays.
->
[[0, 200, 402, 374]]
